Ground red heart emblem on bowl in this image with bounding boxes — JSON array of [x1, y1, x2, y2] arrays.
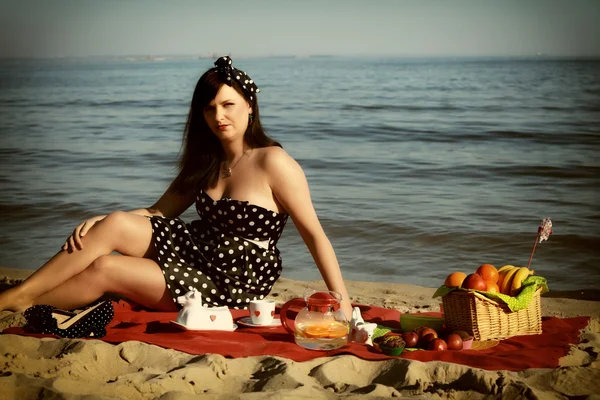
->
[[254, 311, 260, 317]]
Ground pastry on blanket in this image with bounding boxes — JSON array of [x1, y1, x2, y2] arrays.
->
[[373, 332, 400, 345], [376, 334, 406, 356], [380, 335, 405, 347]]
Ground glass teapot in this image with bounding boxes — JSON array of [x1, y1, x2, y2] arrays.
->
[[280, 290, 349, 351]]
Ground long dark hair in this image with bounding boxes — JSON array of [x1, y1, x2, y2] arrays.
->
[[171, 68, 281, 194]]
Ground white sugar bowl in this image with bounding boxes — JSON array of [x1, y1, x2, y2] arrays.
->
[[175, 290, 234, 331]]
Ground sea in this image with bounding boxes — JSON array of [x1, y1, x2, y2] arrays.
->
[[0, 56, 599, 291]]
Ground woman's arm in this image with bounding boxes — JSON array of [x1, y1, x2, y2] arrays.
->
[[65, 182, 196, 251], [129, 183, 196, 218], [265, 148, 353, 320]]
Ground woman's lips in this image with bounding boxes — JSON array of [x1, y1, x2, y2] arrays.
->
[[218, 124, 229, 131]]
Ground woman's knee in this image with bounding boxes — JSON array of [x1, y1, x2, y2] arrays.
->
[[84, 255, 116, 285], [88, 255, 116, 275], [100, 211, 134, 232], [97, 211, 152, 255]]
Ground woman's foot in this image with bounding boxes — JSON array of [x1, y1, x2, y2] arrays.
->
[[0, 286, 34, 313]]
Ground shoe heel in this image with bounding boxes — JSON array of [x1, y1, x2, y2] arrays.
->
[[54, 300, 114, 338], [52, 310, 76, 324], [58, 301, 108, 329]]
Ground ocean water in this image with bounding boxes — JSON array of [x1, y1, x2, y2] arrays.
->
[[0, 56, 599, 291]]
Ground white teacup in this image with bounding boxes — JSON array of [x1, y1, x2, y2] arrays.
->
[[249, 299, 276, 325]]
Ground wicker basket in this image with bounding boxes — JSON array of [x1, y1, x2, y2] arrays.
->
[[442, 288, 542, 341]]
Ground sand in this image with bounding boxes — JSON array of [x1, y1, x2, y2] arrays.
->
[[1, 267, 599, 399]]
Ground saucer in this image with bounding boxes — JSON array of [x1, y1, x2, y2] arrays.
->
[[170, 321, 238, 332], [237, 316, 281, 328]]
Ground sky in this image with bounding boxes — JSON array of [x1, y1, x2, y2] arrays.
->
[[0, 0, 599, 58]]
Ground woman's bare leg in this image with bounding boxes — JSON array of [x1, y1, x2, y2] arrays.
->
[[0, 211, 155, 311], [34, 255, 177, 311]]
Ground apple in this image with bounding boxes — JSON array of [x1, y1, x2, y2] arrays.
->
[[428, 338, 448, 351], [446, 333, 463, 351], [421, 333, 437, 347], [462, 273, 487, 291], [402, 332, 419, 348], [415, 327, 437, 339]]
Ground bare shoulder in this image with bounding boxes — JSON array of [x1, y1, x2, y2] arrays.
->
[[255, 145, 292, 164], [256, 146, 303, 175]]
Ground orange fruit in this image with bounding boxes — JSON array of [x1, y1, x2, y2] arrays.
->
[[444, 272, 467, 288], [302, 325, 328, 338], [325, 323, 349, 339], [301, 323, 347, 339], [476, 264, 499, 284], [484, 280, 499, 293]]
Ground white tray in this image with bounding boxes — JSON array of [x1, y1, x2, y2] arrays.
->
[[170, 320, 238, 332]]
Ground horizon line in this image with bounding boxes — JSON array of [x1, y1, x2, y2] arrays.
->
[[2, 53, 600, 61]]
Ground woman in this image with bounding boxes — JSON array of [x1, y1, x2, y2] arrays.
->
[[0, 56, 353, 320]]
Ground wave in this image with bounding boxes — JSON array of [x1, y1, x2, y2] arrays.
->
[[487, 164, 600, 180], [394, 163, 600, 181], [0, 201, 92, 222], [336, 101, 600, 115], [341, 104, 464, 112], [483, 130, 600, 145], [541, 105, 600, 112], [0, 98, 186, 109]]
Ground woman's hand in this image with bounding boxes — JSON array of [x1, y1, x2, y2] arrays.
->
[[63, 215, 106, 252]]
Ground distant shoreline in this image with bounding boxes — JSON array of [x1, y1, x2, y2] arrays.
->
[[1, 54, 600, 63]]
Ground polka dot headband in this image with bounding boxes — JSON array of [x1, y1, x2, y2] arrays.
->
[[214, 56, 260, 101]]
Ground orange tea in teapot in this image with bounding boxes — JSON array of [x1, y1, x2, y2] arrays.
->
[[294, 320, 348, 350], [280, 290, 349, 351]]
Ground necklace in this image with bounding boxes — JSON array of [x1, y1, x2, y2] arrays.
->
[[222, 149, 248, 178]]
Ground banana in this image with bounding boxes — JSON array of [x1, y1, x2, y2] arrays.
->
[[497, 265, 516, 274], [497, 272, 506, 290], [499, 266, 519, 295], [497, 265, 516, 292], [510, 267, 533, 296]]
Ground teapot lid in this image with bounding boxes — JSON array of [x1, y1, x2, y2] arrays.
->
[[306, 290, 341, 307]]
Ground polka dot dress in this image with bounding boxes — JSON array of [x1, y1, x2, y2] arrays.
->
[[149, 190, 289, 309]]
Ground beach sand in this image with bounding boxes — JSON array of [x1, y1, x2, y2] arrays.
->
[[1, 267, 599, 399]]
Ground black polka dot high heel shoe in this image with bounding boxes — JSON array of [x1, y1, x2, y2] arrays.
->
[[24, 300, 114, 338]]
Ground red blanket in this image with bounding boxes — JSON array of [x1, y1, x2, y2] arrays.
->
[[4, 301, 589, 372]]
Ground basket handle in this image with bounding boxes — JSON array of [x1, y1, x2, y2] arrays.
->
[[471, 291, 500, 305]]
